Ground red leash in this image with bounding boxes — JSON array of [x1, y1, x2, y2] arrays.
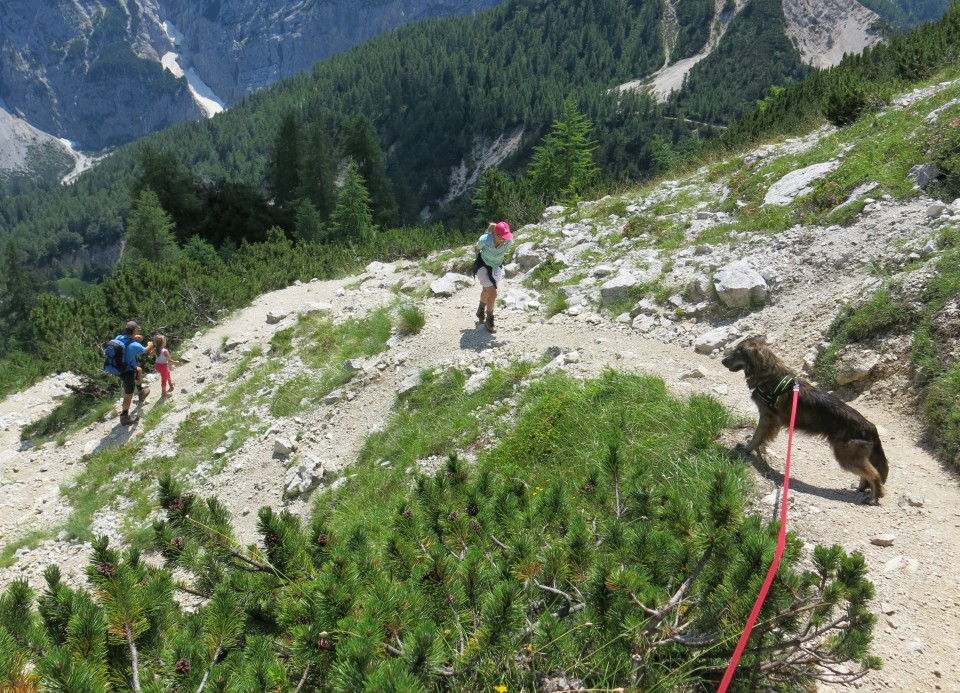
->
[[717, 381, 801, 692]]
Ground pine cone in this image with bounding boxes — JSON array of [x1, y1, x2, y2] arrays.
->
[[466, 503, 479, 516], [264, 530, 281, 548], [316, 533, 330, 547], [96, 562, 116, 577], [175, 658, 191, 674]]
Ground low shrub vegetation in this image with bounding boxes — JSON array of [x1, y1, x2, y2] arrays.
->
[[0, 370, 880, 690]]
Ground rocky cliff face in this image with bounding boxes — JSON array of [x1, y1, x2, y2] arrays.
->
[[783, 0, 884, 68], [160, 0, 502, 104], [0, 0, 203, 150], [0, 0, 501, 154]]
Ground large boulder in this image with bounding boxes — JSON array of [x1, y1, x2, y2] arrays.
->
[[599, 266, 659, 305], [513, 242, 547, 270], [713, 261, 769, 309], [908, 163, 942, 188], [835, 350, 880, 385], [430, 273, 473, 297], [764, 160, 840, 206], [694, 328, 738, 354]]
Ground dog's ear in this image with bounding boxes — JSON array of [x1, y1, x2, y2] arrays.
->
[[755, 335, 768, 345]]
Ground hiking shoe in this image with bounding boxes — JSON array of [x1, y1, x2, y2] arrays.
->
[[138, 387, 150, 402], [476, 305, 486, 322], [485, 314, 497, 333], [120, 413, 139, 425]]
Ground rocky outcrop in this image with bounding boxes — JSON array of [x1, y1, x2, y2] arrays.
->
[[783, 0, 884, 69], [0, 105, 74, 180]]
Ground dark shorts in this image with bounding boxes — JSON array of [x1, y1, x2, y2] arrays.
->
[[120, 371, 137, 395]]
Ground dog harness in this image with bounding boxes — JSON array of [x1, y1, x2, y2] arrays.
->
[[756, 374, 797, 409]]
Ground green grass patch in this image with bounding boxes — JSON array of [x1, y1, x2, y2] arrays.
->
[[60, 445, 140, 542], [524, 258, 569, 317], [588, 196, 630, 218], [20, 393, 115, 444], [0, 530, 54, 569], [604, 283, 649, 317], [423, 248, 467, 277], [910, 245, 960, 460], [545, 290, 569, 318], [395, 304, 426, 336], [523, 257, 564, 292], [0, 351, 49, 401], [816, 288, 906, 386]]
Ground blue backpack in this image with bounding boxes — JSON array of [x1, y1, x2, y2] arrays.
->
[[103, 336, 131, 376]]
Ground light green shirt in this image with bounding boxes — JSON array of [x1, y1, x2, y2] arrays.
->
[[476, 233, 513, 267]]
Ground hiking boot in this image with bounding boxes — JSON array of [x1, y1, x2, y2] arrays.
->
[[120, 413, 139, 425], [476, 304, 486, 322], [485, 313, 497, 333], [137, 387, 150, 402]]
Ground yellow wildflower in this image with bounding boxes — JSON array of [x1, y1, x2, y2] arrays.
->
[[494, 686, 508, 693]]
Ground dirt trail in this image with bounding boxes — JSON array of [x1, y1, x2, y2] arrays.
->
[[1, 259, 959, 690]]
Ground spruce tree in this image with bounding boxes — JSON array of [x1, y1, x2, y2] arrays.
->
[[341, 114, 398, 229], [270, 113, 301, 213], [124, 188, 181, 265], [297, 118, 337, 220], [294, 199, 326, 244], [133, 145, 204, 243], [1, 240, 38, 348], [331, 161, 376, 243], [527, 98, 600, 204]]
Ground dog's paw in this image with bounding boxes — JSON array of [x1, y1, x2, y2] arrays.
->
[[861, 495, 880, 506]]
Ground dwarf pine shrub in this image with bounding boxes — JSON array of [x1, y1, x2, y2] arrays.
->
[[0, 370, 879, 690]]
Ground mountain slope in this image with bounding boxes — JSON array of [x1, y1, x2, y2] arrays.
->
[[2, 108, 960, 687], [0, 0, 503, 154], [6, 7, 960, 690]]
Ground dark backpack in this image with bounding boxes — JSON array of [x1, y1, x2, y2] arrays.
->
[[103, 336, 130, 376]]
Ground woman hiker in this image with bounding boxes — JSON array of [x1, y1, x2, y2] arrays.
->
[[473, 221, 514, 333]]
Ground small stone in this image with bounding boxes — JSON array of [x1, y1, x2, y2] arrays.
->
[[880, 602, 896, 615], [324, 389, 347, 404], [905, 493, 925, 507], [274, 437, 296, 456], [871, 534, 896, 547]]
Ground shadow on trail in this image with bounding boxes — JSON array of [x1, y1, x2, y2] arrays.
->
[[458, 327, 496, 352], [89, 398, 150, 456], [737, 449, 870, 507]]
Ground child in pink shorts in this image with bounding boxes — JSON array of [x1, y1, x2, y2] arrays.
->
[[153, 334, 180, 396]]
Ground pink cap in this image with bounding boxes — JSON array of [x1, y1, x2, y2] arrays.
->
[[494, 221, 512, 240]]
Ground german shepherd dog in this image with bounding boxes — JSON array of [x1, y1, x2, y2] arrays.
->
[[721, 337, 889, 504]]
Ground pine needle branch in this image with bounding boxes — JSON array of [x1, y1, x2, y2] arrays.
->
[[125, 623, 142, 693], [195, 637, 226, 693], [633, 544, 713, 637], [293, 663, 311, 693]]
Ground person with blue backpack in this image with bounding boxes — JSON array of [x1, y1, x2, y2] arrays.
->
[[107, 321, 154, 425]]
